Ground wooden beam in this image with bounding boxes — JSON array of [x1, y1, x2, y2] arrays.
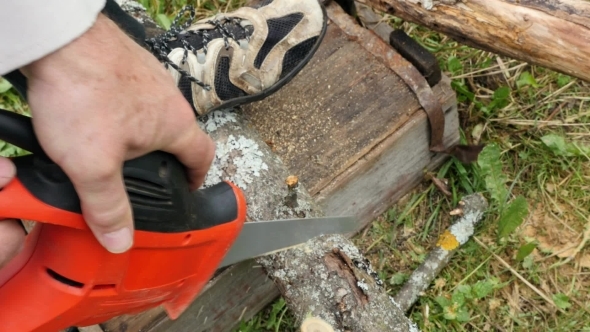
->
[[358, 0, 590, 82]]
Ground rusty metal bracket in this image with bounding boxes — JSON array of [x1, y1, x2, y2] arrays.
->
[[339, 2, 447, 152]]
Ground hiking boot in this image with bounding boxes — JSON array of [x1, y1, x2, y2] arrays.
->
[[146, 0, 327, 116]]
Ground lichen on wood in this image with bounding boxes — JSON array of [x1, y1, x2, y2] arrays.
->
[[393, 193, 488, 312], [258, 234, 419, 332], [196, 109, 321, 223], [200, 111, 269, 190]]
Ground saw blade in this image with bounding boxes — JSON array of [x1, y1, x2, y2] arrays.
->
[[219, 216, 357, 268]]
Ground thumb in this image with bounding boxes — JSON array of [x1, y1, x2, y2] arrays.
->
[[0, 156, 16, 186], [0, 157, 25, 269], [0, 220, 26, 269], [67, 160, 134, 254]]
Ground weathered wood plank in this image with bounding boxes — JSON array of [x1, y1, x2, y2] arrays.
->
[[243, 3, 460, 229], [241, 22, 421, 196], [319, 75, 458, 226]]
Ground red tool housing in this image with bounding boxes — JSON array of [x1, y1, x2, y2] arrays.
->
[[0, 178, 246, 332]]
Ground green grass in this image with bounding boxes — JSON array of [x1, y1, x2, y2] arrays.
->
[[2, 1, 589, 331]]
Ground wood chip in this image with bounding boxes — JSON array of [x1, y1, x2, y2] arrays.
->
[[300, 317, 335, 332], [78, 325, 105, 332], [286, 175, 299, 188]]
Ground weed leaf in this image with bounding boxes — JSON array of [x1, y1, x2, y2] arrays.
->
[[497, 196, 528, 239], [477, 144, 508, 206], [484, 86, 511, 114], [456, 284, 472, 298], [541, 134, 570, 156], [552, 293, 571, 310], [557, 74, 572, 88], [0, 78, 12, 94], [493, 86, 510, 100], [451, 81, 475, 103], [515, 242, 537, 261], [522, 255, 535, 269], [435, 296, 451, 308], [452, 289, 467, 306], [156, 13, 172, 30], [389, 272, 408, 285], [447, 56, 463, 75], [443, 306, 457, 321], [456, 308, 470, 322], [472, 280, 494, 299], [265, 298, 286, 329], [541, 134, 590, 157], [516, 71, 539, 88]]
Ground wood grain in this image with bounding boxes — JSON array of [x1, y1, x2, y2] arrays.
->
[[242, 22, 420, 196]]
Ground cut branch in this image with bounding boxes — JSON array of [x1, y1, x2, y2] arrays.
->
[[258, 234, 419, 331], [393, 193, 488, 312], [358, 0, 590, 82]]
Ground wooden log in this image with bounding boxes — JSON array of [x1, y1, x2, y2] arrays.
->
[[101, 1, 460, 331], [258, 233, 419, 331], [358, 0, 590, 82]]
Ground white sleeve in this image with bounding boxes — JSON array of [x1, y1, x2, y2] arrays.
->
[[0, 0, 107, 75]]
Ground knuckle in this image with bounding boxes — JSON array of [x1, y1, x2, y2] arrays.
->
[[85, 200, 130, 230], [61, 153, 121, 185], [0, 221, 25, 269]]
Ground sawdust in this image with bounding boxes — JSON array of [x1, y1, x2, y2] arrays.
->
[[521, 203, 590, 268]]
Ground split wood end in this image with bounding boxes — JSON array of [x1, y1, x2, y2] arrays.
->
[[78, 325, 105, 332], [300, 317, 335, 332]]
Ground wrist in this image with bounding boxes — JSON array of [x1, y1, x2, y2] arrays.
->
[[20, 14, 120, 79]]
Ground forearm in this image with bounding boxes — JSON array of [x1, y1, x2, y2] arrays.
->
[[0, 0, 106, 75]]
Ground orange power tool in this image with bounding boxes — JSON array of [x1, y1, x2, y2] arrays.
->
[[0, 109, 356, 331]]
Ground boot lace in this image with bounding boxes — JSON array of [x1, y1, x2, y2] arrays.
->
[[146, 6, 251, 91]]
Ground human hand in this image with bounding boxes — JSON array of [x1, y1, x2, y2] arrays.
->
[[19, 13, 215, 254], [0, 157, 25, 269]]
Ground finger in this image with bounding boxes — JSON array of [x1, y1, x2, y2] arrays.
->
[[0, 156, 16, 186], [0, 219, 25, 269], [63, 156, 134, 254], [163, 122, 216, 191]]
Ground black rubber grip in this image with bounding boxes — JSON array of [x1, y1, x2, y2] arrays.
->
[[0, 110, 46, 157], [389, 29, 442, 87], [0, 109, 237, 233]]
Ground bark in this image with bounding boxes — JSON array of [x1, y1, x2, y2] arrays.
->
[[258, 234, 419, 331], [104, 2, 419, 331], [358, 0, 590, 82]]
